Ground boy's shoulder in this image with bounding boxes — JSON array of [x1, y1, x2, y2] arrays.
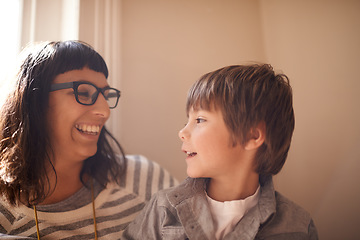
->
[[274, 191, 311, 220], [258, 190, 317, 239], [151, 177, 205, 206]]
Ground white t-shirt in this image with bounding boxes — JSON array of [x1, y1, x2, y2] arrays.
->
[[206, 185, 260, 240]]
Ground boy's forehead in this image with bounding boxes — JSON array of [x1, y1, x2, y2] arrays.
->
[[187, 103, 219, 116]]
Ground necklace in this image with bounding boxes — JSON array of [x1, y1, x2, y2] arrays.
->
[[33, 179, 98, 240]]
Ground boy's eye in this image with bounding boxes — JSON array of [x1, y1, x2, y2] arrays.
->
[[196, 118, 205, 123]]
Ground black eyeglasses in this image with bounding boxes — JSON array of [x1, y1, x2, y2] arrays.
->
[[50, 81, 121, 109]]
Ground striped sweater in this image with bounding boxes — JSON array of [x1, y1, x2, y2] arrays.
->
[[0, 155, 177, 239]]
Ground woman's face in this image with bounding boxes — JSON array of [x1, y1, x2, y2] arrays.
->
[[47, 67, 110, 168]]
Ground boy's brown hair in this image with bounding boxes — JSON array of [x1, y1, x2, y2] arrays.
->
[[186, 64, 295, 176]]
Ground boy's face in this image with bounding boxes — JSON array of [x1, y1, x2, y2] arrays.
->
[[179, 107, 250, 180]]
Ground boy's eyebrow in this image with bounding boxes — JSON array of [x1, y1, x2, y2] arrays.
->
[[188, 108, 210, 116]]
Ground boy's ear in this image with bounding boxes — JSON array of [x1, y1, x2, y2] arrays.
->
[[245, 121, 266, 150]]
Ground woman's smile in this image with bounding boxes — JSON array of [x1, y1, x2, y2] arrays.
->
[[75, 123, 101, 135]]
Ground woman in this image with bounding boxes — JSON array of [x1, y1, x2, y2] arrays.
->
[[0, 41, 176, 239]]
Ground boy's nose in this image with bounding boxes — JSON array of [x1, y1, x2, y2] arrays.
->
[[178, 127, 188, 141]]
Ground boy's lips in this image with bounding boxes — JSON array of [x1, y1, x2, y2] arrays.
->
[[183, 150, 197, 157]]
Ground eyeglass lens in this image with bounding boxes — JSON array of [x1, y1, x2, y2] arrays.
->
[[76, 83, 118, 108]]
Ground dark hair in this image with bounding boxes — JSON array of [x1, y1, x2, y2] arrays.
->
[[0, 41, 126, 206], [186, 64, 295, 176]]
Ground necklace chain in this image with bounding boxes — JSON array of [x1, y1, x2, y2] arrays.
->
[[33, 179, 98, 240]]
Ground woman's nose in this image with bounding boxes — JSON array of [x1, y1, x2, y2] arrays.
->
[[92, 93, 111, 119]]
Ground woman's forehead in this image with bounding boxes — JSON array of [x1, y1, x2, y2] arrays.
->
[[52, 68, 108, 87]]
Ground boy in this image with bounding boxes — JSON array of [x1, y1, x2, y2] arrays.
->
[[122, 64, 318, 239]]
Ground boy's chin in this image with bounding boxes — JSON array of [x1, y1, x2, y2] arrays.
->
[[186, 169, 206, 179]]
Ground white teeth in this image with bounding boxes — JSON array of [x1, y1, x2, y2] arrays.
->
[[92, 125, 100, 133], [75, 124, 100, 135], [186, 151, 197, 157]]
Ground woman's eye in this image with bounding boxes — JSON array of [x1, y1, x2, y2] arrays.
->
[[77, 91, 90, 98]]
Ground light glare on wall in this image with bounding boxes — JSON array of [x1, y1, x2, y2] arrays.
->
[[0, 0, 22, 106]]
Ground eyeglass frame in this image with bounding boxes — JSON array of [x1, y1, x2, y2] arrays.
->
[[50, 81, 121, 109]]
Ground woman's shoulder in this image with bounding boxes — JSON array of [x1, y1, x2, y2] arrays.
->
[[123, 155, 176, 182], [124, 154, 157, 167], [120, 154, 178, 201]]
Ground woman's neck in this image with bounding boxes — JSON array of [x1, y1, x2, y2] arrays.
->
[[39, 162, 86, 205]]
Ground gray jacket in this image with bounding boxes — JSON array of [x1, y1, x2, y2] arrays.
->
[[122, 176, 318, 240]]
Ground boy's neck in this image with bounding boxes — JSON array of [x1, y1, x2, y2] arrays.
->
[[206, 171, 259, 202]]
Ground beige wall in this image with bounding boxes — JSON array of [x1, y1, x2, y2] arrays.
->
[[21, 0, 79, 44], [119, 1, 360, 239], [17, 0, 360, 239], [260, 1, 360, 239], [120, 0, 266, 181]]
